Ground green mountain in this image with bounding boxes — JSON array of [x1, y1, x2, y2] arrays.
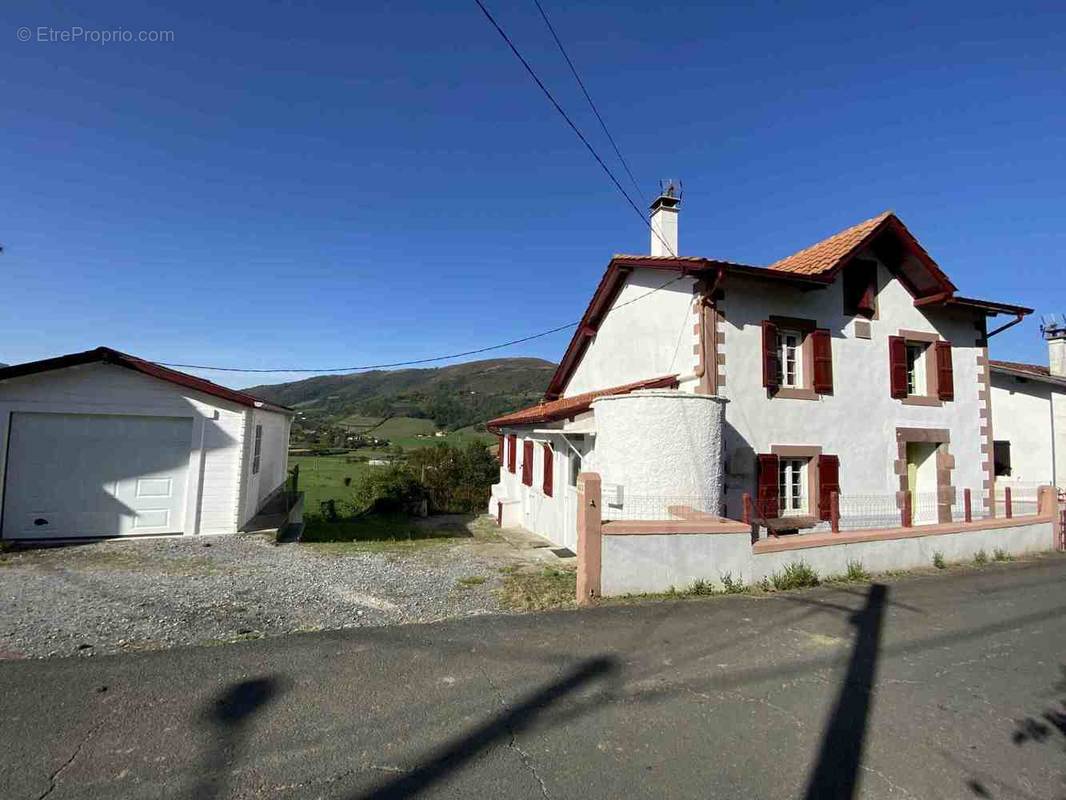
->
[[248, 357, 556, 431]]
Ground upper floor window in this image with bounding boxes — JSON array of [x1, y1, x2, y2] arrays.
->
[[762, 318, 833, 398], [778, 330, 803, 388], [890, 333, 954, 404]]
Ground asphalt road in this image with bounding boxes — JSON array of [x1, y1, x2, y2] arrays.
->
[[3, 557, 1066, 800]]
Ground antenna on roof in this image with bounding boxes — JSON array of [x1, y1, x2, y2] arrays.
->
[[658, 178, 682, 202], [1040, 313, 1066, 340]]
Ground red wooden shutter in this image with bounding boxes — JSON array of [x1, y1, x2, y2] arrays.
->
[[811, 328, 834, 394], [888, 336, 908, 398], [762, 320, 780, 390], [817, 454, 840, 521], [542, 443, 553, 497], [756, 453, 780, 519], [522, 440, 534, 486], [507, 434, 517, 473], [935, 341, 954, 401]]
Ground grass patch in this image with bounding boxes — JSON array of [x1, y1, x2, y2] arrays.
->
[[769, 562, 820, 591], [689, 578, 717, 596], [974, 549, 989, 565], [932, 551, 946, 570], [993, 548, 1012, 562], [720, 572, 749, 594], [456, 575, 487, 589], [498, 566, 576, 611]]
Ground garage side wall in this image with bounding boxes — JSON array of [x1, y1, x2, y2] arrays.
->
[[239, 408, 291, 528], [0, 363, 247, 536]]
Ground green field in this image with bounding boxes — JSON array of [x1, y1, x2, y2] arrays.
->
[[291, 454, 374, 513], [337, 415, 495, 451]]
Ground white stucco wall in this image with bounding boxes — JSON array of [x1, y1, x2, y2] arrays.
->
[[591, 390, 725, 517], [601, 531, 752, 595], [751, 522, 1055, 581], [719, 257, 986, 517], [488, 431, 576, 549], [597, 519, 1055, 596], [990, 372, 1057, 486], [564, 269, 699, 396], [0, 363, 288, 536]]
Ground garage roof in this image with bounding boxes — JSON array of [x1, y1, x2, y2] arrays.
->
[[0, 347, 295, 415]]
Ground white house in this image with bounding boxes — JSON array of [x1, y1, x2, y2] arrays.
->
[[488, 191, 1033, 546], [989, 320, 1066, 491], [0, 347, 294, 541]]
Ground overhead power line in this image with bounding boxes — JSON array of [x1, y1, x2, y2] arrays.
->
[[160, 1, 690, 376], [531, 0, 644, 200]]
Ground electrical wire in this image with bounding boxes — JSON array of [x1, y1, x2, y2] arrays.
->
[[531, 0, 644, 200]]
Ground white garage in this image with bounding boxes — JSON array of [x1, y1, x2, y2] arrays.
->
[[0, 347, 294, 541]]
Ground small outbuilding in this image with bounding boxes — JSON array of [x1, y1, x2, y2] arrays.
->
[[0, 347, 294, 541]]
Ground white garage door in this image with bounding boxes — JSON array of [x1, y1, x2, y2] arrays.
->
[[2, 413, 193, 540]]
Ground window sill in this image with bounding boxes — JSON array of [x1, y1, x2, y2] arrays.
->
[[901, 395, 943, 407], [772, 387, 820, 401]]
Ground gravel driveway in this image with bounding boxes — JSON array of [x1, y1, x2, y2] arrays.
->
[[0, 517, 572, 660]]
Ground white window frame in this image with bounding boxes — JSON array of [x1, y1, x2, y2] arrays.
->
[[777, 330, 803, 389], [252, 424, 263, 475], [906, 343, 927, 396], [778, 458, 808, 516]]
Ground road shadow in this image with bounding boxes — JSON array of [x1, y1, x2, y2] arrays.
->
[[352, 656, 618, 800], [803, 583, 888, 800], [192, 676, 288, 799]]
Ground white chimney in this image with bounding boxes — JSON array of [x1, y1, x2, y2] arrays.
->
[[1044, 315, 1066, 377], [649, 180, 680, 257]]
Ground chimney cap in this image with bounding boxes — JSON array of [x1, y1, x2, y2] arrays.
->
[[1041, 313, 1066, 340], [650, 178, 681, 211]]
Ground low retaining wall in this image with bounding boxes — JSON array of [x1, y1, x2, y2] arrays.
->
[[576, 475, 1061, 601]]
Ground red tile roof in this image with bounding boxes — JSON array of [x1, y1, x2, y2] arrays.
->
[[487, 374, 678, 431], [0, 347, 294, 414], [989, 359, 1049, 377], [769, 211, 894, 275]]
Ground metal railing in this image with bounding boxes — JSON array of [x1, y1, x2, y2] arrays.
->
[[601, 494, 721, 522]]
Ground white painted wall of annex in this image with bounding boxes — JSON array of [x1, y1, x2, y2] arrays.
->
[[0, 363, 248, 536], [990, 373, 1056, 486], [488, 430, 573, 548], [239, 407, 293, 527], [718, 257, 986, 517], [564, 269, 699, 396], [591, 390, 725, 516]]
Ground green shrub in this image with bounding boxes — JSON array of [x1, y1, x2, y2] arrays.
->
[[720, 572, 749, 594], [974, 549, 988, 565], [844, 561, 869, 582], [933, 551, 946, 569], [689, 578, 717, 596], [993, 548, 1012, 562], [352, 464, 425, 514], [771, 562, 820, 590], [406, 441, 499, 513]]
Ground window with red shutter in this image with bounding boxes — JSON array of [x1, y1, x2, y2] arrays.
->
[[888, 336, 908, 398], [756, 453, 780, 519], [542, 443, 553, 497], [507, 434, 517, 474], [811, 328, 833, 394], [522, 440, 534, 487], [817, 454, 840, 521], [762, 320, 780, 390], [935, 341, 954, 401]]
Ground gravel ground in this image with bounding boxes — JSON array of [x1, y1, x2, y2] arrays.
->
[[0, 517, 569, 660]]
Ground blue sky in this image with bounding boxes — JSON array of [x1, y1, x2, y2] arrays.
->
[[2, 0, 1063, 388]]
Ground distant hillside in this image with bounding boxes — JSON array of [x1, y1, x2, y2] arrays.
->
[[248, 357, 556, 431]]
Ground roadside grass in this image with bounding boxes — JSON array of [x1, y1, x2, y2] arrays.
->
[[455, 575, 487, 589], [498, 566, 576, 611], [993, 548, 1012, 562], [301, 511, 504, 554]]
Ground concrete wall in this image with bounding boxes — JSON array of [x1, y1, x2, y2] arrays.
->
[[0, 363, 252, 535], [591, 390, 725, 516], [600, 529, 752, 595], [564, 269, 699, 396], [990, 372, 1056, 486], [718, 256, 987, 516], [751, 521, 1055, 580]]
